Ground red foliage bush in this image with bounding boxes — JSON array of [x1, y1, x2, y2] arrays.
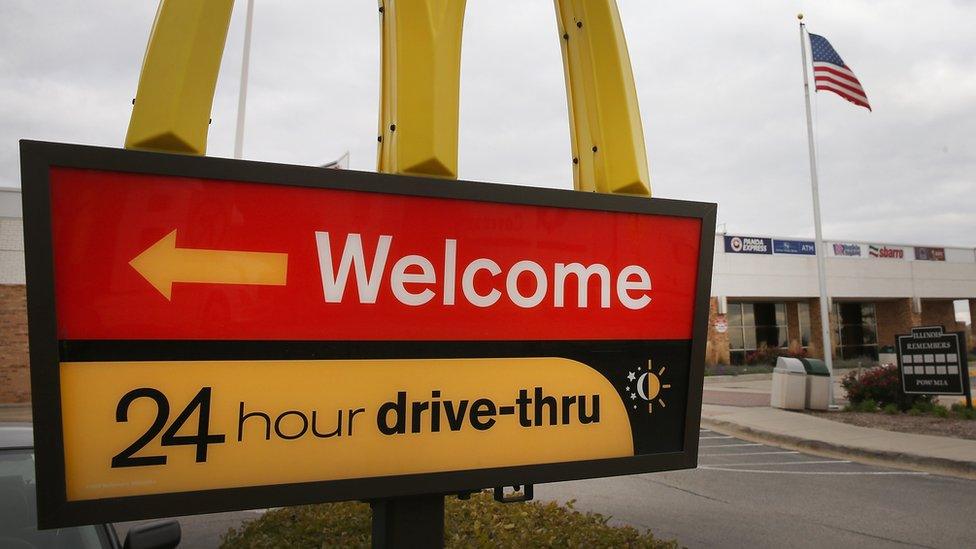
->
[[841, 364, 933, 411]]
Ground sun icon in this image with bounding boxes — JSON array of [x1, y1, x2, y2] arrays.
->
[[638, 360, 671, 413]]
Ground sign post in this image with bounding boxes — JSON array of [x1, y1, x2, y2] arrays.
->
[[21, 141, 715, 530], [896, 325, 972, 409]]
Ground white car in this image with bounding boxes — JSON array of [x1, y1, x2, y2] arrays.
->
[[0, 424, 181, 549]]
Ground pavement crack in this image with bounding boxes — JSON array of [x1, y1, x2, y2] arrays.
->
[[636, 476, 731, 505], [807, 520, 938, 548]]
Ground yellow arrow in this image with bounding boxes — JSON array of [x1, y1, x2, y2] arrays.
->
[[129, 230, 288, 300]]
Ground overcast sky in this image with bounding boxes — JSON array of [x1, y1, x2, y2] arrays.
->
[[1, 0, 974, 248]]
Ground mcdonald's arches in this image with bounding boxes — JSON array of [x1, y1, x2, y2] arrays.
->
[[126, 0, 650, 196]]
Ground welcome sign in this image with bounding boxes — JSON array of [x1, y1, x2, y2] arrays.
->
[[22, 142, 715, 527]]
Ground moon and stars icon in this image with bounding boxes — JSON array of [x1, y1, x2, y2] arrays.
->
[[625, 360, 671, 413]]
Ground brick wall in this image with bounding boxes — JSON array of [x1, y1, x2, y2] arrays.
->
[[705, 297, 730, 365], [876, 298, 918, 350], [785, 302, 802, 354], [920, 299, 971, 350], [0, 284, 29, 403], [808, 298, 837, 359]]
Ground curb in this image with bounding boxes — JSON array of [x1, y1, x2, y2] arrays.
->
[[701, 415, 976, 481]]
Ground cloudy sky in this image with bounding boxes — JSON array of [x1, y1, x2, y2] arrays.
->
[[1, 0, 974, 248]]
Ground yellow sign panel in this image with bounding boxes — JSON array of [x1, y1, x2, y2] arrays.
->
[[60, 358, 632, 501]]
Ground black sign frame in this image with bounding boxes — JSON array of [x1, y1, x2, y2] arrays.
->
[[21, 140, 716, 528], [896, 325, 970, 398]]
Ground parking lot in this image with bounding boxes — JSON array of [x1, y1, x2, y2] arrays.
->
[[115, 428, 975, 548], [537, 428, 974, 548]]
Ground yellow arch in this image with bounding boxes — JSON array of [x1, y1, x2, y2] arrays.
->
[[554, 0, 650, 196], [125, 0, 235, 155], [124, 0, 650, 195], [377, 0, 467, 179]]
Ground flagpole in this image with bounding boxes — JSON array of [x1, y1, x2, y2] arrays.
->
[[799, 14, 836, 406], [234, 0, 255, 159]]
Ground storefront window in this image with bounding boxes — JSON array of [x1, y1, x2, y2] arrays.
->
[[834, 302, 878, 360], [728, 302, 789, 365], [798, 302, 812, 347]]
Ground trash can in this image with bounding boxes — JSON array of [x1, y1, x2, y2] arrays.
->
[[770, 357, 807, 410], [800, 358, 831, 411]]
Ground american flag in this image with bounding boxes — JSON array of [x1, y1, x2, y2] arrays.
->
[[809, 33, 871, 111]]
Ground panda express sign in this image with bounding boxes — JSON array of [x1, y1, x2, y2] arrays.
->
[[21, 142, 715, 527]]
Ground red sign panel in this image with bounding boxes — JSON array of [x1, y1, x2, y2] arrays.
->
[[50, 168, 701, 341]]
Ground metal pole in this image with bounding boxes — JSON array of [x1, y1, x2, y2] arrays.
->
[[799, 16, 835, 405], [370, 495, 445, 548], [233, 0, 255, 159]]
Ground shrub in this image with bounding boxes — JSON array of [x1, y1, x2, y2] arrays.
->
[[882, 403, 899, 415], [854, 398, 878, 413], [219, 491, 677, 548], [841, 364, 934, 411], [912, 400, 935, 414], [933, 405, 950, 418], [951, 403, 976, 420]]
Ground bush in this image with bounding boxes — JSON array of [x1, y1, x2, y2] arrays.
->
[[854, 398, 878, 413], [219, 491, 677, 548], [911, 400, 935, 414], [882, 403, 899, 415], [950, 403, 976, 420], [933, 405, 950, 418], [841, 364, 934, 411]]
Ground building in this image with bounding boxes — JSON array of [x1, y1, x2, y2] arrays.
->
[[709, 235, 976, 366], [1, 189, 974, 402]]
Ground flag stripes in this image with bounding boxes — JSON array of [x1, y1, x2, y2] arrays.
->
[[808, 33, 871, 111]]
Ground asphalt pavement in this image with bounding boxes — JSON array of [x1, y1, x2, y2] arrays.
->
[[537, 428, 976, 549], [116, 428, 976, 548]]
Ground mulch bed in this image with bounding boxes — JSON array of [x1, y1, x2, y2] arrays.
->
[[807, 410, 976, 441]]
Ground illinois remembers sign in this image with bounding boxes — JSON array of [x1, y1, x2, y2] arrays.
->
[[897, 326, 969, 396], [21, 141, 715, 527]]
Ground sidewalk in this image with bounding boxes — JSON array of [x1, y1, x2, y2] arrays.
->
[[701, 372, 976, 480]]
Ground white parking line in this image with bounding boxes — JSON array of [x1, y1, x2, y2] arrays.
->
[[700, 451, 800, 456], [705, 460, 850, 467], [698, 443, 763, 448], [699, 466, 928, 476], [698, 435, 734, 440]]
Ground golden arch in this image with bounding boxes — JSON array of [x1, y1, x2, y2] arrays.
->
[[125, 0, 650, 196]]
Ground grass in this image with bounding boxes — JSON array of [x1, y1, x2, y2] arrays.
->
[[845, 399, 976, 421], [220, 491, 678, 548]]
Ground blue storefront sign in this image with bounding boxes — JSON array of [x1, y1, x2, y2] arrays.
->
[[773, 239, 816, 255], [724, 235, 772, 254]]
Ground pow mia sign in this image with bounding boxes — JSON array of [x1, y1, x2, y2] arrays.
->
[[897, 326, 969, 395]]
